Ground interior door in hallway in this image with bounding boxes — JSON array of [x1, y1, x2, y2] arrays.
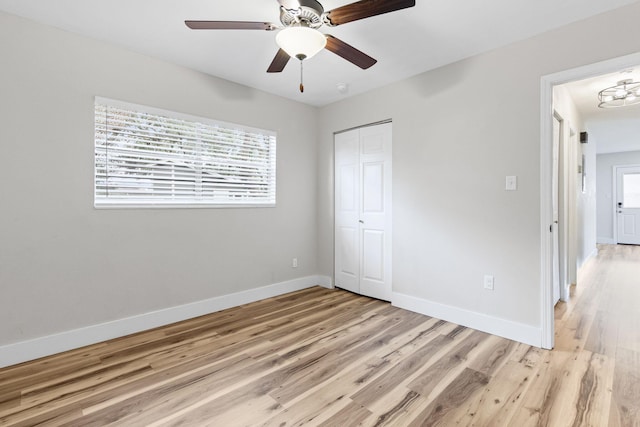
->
[[334, 122, 392, 301], [616, 165, 640, 245]]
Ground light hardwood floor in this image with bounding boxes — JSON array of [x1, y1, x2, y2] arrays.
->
[[1, 244, 639, 426]]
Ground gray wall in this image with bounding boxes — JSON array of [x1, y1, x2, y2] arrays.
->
[[0, 12, 319, 346], [577, 132, 598, 267], [317, 2, 640, 329], [597, 151, 640, 243], [554, 84, 598, 270]]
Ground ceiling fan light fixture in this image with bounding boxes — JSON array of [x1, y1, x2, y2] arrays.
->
[[276, 26, 327, 60], [598, 79, 640, 108]]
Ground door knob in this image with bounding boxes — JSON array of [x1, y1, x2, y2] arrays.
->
[[358, 220, 364, 224]]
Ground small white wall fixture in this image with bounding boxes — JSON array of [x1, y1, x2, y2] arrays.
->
[[540, 51, 640, 349]]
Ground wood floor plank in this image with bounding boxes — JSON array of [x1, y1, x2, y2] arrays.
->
[[505, 350, 571, 427], [317, 402, 372, 427], [574, 352, 615, 427], [262, 319, 450, 426], [584, 309, 620, 356], [467, 334, 518, 377], [350, 334, 452, 408], [405, 368, 489, 427], [365, 387, 424, 427], [406, 329, 489, 398], [269, 311, 431, 406], [610, 347, 640, 427], [445, 358, 540, 426], [259, 382, 354, 427]]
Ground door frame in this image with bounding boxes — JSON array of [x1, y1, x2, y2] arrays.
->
[[333, 119, 393, 300], [613, 164, 640, 244], [540, 51, 640, 349], [551, 110, 572, 304], [567, 128, 578, 291], [551, 111, 562, 305]]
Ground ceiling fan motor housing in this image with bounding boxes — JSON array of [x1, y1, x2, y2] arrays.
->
[[280, 0, 324, 28]]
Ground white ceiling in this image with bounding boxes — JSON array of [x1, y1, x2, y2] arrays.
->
[[563, 68, 640, 154], [0, 0, 638, 106]]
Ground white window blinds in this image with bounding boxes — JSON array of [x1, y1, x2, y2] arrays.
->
[[94, 98, 276, 207]]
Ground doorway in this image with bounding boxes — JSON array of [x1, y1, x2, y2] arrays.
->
[[541, 51, 640, 349], [334, 121, 392, 301]]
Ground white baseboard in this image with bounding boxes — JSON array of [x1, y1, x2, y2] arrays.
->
[[597, 237, 615, 244], [561, 284, 571, 302], [577, 246, 600, 270], [0, 275, 331, 369], [392, 292, 542, 347]]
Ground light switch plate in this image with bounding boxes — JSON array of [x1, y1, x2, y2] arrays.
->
[[506, 176, 517, 191], [484, 275, 494, 290]]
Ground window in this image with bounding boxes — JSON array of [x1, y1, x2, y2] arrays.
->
[[94, 97, 276, 207], [623, 173, 640, 208]]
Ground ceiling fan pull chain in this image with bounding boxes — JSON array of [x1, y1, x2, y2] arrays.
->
[[299, 60, 304, 93]]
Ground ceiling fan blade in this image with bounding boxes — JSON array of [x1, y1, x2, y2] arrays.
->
[[324, 0, 415, 26], [185, 21, 277, 31], [267, 49, 291, 73], [277, 0, 301, 11], [325, 35, 377, 69]]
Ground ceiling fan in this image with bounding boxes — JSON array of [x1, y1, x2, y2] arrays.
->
[[185, 0, 416, 92]]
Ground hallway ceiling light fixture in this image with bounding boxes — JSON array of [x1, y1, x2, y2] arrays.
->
[[598, 79, 640, 108]]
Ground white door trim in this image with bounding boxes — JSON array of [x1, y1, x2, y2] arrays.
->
[[551, 111, 562, 306], [540, 51, 640, 349]]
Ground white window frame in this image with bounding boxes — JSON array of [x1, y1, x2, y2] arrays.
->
[[94, 97, 276, 208]]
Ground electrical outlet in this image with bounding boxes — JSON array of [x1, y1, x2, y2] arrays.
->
[[484, 275, 494, 290], [292, 258, 298, 268]]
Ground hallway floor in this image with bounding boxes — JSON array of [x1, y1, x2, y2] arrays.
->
[[554, 243, 640, 426]]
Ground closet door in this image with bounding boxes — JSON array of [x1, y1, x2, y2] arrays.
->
[[334, 129, 360, 294], [335, 122, 392, 301]]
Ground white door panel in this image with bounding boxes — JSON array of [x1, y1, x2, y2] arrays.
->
[[622, 215, 636, 235], [363, 162, 384, 213], [337, 226, 358, 292], [339, 227, 358, 275], [335, 131, 360, 294], [340, 165, 358, 211], [335, 122, 392, 301], [361, 131, 385, 154], [616, 166, 640, 245], [362, 230, 384, 280]]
